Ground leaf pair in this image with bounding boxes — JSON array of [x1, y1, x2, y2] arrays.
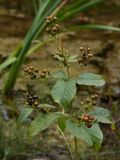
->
[[66, 106, 112, 147], [18, 108, 62, 136], [18, 105, 111, 148], [66, 119, 103, 147], [90, 107, 112, 124], [51, 71, 105, 108], [30, 112, 62, 136]]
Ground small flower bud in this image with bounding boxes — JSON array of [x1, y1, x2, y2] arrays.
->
[[55, 24, 60, 29], [29, 66, 34, 70], [87, 47, 91, 52], [78, 58, 82, 64], [40, 73, 46, 78], [79, 47, 84, 52], [88, 53, 93, 58], [52, 26, 57, 32], [53, 16, 57, 21], [46, 27, 50, 32], [34, 101, 38, 107], [46, 19, 50, 23], [87, 123, 92, 128]]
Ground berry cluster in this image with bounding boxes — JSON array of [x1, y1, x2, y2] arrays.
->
[[81, 113, 95, 128], [39, 69, 50, 78], [24, 92, 39, 107], [24, 66, 39, 79], [78, 47, 93, 66], [24, 66, 50, 79], [91, 94, 99, 105], [46, 16, 60, 37], [80, 94, 99, 111]]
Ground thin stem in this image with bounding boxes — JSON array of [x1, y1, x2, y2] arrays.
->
[[66, 64, 70, 78], [57, 34, 61, 49], [74, 137, 79, 160], [57, 125, 75, 160]]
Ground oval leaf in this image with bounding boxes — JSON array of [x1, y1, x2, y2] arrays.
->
[[66, 119, 93, 146], [30, 112, 61, 136], [90, 107, 112, 124], [76, 73, 105, 86], [83, 123, 103, 149], [17, 107, 33, 124], [51, 79, 76, 108], [37, 104, 55, 109], [51, 70, 68, 79]]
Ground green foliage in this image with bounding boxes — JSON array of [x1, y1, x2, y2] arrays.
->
[[66, 119, 93, 146], [76, 73, 105, 86], [16, 2, 112, 158], [30, 112, 62, 136], [0, 57, 16, 72], [90, 107, 112, 124], [51, 79, 76, 108], [67, 55, 78, 63], [83, 123, 103, 149], [68, 24, 120, 32], [17, 107, 33, 124], [17, 41, 112, 158], [4, 0, 61, 94], [58, 0, 104, 22], [17, 56, 112, 160], [3, 0, 120, 94], [37, 104, 56, 109], [51, 70, 68, 79], [58, 117, 66, 132], [66, 119, 103, 147]]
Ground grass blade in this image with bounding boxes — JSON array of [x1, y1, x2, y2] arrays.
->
[[4, 0, 61, 94], [67, 24, 120, 32], [58, 0, 86, 17], [58, 0, 104, 21], [0, 58, 17, 72]]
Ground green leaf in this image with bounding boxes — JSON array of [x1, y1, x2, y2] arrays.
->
[[58, 117, 66, 132], [4, 0, 61, 94], [30, 112, 61, 136], [66, 119, 103, 147], [90, 107, 112, 124], [66, 119, 93, 146], [53, 54, 64, 61], [17, 107, 33, 124], [83, 123, 103, 149], [68, 24, 120, 32], [51, 79, 76, 108], [51, 70, 68, 79], [0, 57, 17, 72], [37, 104, 55, 109], [76, 73, 105, 86], [58, 0, 103, 21], [67, 55, 78, 63]]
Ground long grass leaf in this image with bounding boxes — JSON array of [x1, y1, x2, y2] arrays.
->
[[0, 58, 17, 72], [58, 0, 86, 17], [32, 0, 38, 14], [58, 0, 104, 21], [67, 24, 120, 32], [4, 0, 61, 94]]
